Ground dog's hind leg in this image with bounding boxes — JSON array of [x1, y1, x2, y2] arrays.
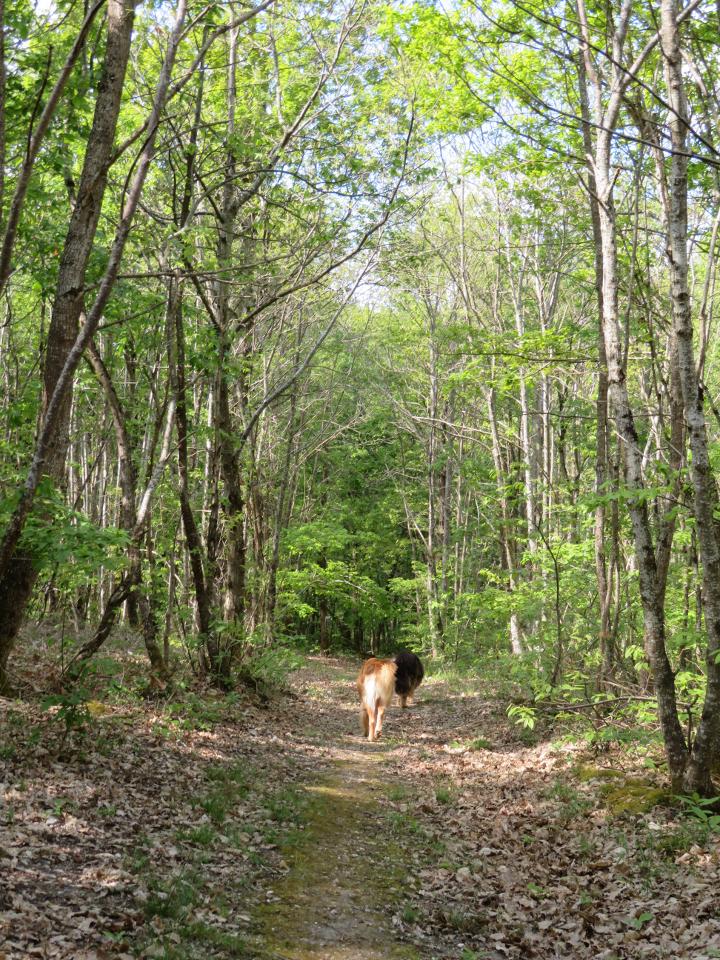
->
[[375, 702, 386, 739], [400, 694, 408, 709], [367, 704, 377, 741], [361, 707, 370, 739]]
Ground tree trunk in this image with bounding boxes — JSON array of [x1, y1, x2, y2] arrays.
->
[[426, 316, 444, 653], [487, 383, 523, 655], [213, 21, 246, 677], [0, 0, 136, 693], [661, 0, 720, 794], [167, 276, 219, 677], [576, 43, 615, 680], [576, 0, 688, 787], [81, 339, 171, 682]]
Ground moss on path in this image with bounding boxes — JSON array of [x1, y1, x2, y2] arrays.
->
[[252, 739, 421, 960]]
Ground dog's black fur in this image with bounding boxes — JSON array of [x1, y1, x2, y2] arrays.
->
[[393, 651, 424, 707]]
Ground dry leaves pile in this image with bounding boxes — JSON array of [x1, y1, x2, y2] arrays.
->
[[2, 654, 720, 960], [0, 665, 334, 960], [378, 689, 720, 960]]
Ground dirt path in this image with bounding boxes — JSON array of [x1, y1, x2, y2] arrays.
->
[[245, 655, 522, 959], [255, 752, 417, 959], [251, 658, 424, 959]]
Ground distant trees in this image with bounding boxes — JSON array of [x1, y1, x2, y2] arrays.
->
[[373, 0, 720, 791]]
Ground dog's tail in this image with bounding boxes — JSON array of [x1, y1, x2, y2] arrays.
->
[[361, 662, 396, 710]]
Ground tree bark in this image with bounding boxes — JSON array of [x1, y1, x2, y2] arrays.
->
[[0, 0, 108, 296], [576, 42, 614, 679], [487, 383, 523, 655], [660, 0, 720, 793], [77, 339, 171, 681], [167, 277, 215, 658], [0, 0, 136, 693], [576, 0, 689, 787]]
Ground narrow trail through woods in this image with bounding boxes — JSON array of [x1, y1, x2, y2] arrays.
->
[[253, 659, 429, 959], [248, 656, 523, 959], [255, 749, 417, 959]]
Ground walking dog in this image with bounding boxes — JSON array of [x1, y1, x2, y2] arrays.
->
[[394, 651, 424, 708], [357, 657, 396, 742]]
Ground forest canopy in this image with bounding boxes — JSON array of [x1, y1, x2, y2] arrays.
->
[[1, 0, 720, 795]]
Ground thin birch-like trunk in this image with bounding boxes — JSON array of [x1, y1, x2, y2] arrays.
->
[[660, 0, 720, 793], [576, 0, 688, 787], [576, 37, 614, 679]]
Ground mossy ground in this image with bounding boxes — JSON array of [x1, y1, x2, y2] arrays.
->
[[573, 764, 670, 815], [252, 743, 422, 960], [599, 779, 670, 815]]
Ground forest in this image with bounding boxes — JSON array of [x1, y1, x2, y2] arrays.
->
[[3, 0, 720, 957]]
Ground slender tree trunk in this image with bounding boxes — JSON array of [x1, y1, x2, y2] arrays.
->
[[213, 22, 246, 670], [0, 0, 5, 229], [167, 276, 216, 665], [164, 546, 176, 668], [426, 315, 444, 653], [487, 384, 523, 655], [76, 339, 171, 681], [576, 0, 688, 787], [264, 385, 298, 639], [661, 0, 720, 793], [169, 54, 218, 669], [576, 37, 614, 680], [0, 0, 136, 693]]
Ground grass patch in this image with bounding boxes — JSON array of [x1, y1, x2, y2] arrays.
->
[[388, 810, 425, 836], [435, 786, 453, 805], [144, 868, 204, 921], [438, 907, 488, 933], [176, 823, 217, 848], [389, 785, 411, 802], [257, 784, 309, 847], [163, 694, 242, 733], [545, 780, 594, 822], [141, 915, 250, 959], [401, 904, 420, 923], [450, 737, 493, 752], [198, 792, 232, 825], [264, 786, 304, 823], [192, 761, 250, 825], [180, 920, 248, 955], [644, 823, 708, 857]]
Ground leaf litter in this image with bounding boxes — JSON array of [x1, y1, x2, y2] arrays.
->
[[1, 655, 719, 959]]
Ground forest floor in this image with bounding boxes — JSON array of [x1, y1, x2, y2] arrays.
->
[[2, 653, 720, 959]]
